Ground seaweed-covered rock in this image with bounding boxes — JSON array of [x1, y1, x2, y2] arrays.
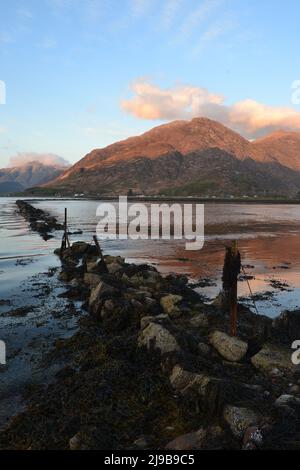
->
[[160, 294, 182, 317], [169, 365, 225, 414], [223, 405, 260, 439], [71, 241, 89, 255], [274, 394, 300, 408], [138, 323, 180, 354], [273, 310, 300, 343], [89, 281, 118, 315], [209, 331, 248, 362], [84, 273, 102, 286], [251, 344, 294, 375], [189, 313, 209, 328]]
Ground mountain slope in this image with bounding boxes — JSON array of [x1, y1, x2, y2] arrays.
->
[[44, 117, 300, 197], [0, 161, 68, 193], [253, 131, 300, 170]]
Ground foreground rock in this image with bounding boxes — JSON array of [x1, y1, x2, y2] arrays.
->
[[138, 323, 181, 355], [209, 331, 248, 362], [223, 405, 260, 439], [1, 240, 300, 450], [251, 344, 295, 376]]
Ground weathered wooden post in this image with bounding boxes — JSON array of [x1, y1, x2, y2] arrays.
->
[[222, 240, 241, 336], [60, 208, 70, 254], [93, 235, 108, 273]]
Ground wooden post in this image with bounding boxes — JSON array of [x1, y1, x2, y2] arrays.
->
[[93, 235, 108, 273], [60, 208, 70, 254], [230, 240, 238, 337], [222, 240, 241, 337], [64, 208, 70, 248]]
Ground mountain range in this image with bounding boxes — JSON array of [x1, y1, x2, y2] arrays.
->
[[37, 118, 300, 197], [0, 161, 69, 194]]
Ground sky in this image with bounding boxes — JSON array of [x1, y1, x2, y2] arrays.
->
[[1, 0, 300, 167]]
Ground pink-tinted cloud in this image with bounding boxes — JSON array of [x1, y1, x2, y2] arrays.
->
[[8, 152, 70, 168], [121, 80, 300, 138]]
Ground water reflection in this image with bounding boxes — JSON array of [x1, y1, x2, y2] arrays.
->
[[1, 197, 300, 317]]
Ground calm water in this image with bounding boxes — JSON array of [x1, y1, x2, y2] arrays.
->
[[1, 197, 300, 317]]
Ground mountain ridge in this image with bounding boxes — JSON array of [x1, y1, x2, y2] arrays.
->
[[43, 117, 300, 197], [0, 161, 69, 194]]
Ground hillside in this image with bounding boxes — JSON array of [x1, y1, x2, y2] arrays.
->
[[43, 118, 300, 197]]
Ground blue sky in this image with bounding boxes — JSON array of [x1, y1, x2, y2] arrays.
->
[[1, 0, 300, 167]]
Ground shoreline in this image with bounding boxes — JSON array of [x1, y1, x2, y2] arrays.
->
[[10, 194, 300, 204], [0, 202, 300, 449]]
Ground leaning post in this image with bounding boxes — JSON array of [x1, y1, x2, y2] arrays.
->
[[221, 240, 241, 337]]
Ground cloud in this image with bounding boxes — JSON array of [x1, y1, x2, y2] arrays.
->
[[0, 126, 7, 134], [121, 79, 300, 138], [8, 153, 70, 168]]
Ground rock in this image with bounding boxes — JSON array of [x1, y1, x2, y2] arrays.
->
[[289, 384, 300, 395], [133, 436, 151, 449], [89, 281, 118, 315], [169, 365, 224, 413], [86, 260, 100, 273], [58, 271, 69, 282], [165, 430, 205, 450], [272, 310, 300, 342], [138, 323, 180, 354], [69, 433, 82, 450], [274, 394, 300, 408], [189, 313, 209, 328], [223, 405, 260, 439], [251, 344, 294, 375], [143, 270, 161, 286], [84, 273, 102, 286], [140, 316, 155, 329], [198, 342, 211, 357], [108, 261, 123, 275], [209, 331, 248, 362], [71, 241, 89, 255], [160, 294, 182, 317], [242, 426, 263, 450], [165, 426, 224, 450]]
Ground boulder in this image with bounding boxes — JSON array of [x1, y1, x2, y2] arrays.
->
[[89, 281, 118, 314], [86, 260, 100, 273], [71, 241, 89, 255], [272, 310, 300, 342], [160, 294, 182, 317], [223, 405, 260, 439], [138, 323, 180, 354], [169, 365, 225, 413], [84, 273, 102, 286], [209, 331, 248, 362], [189, 313, 209, 328], [108, 261, 123, 275], [251, 344, 294, 375], [274, 394, 300, 408], [242, 426, 263, 450]]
